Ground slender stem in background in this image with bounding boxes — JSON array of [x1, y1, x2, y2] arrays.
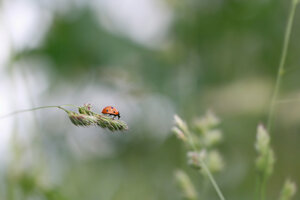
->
[[262, 1, 299, 200], [201, 176, 210, 199], [185, 130, 226, 200], [267, 0, 299, 133], [0, 105, 78, 120], [200, 160, 226, 200], [255, 176, 261, 200], [260, 175, 267, 200]]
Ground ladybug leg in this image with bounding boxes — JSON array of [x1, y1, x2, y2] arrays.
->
[[108, 114, 115, 119]]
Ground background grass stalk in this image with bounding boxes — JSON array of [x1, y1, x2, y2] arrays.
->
[[267, 0, 299, 132], [184, 130, 226, 200], [260, 174, 267, 200], [200, 160, 226, 200]]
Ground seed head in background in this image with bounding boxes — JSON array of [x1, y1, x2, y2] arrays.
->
[[173, 111, 225, 173], [279, 179, 297, 200], [172, 111, 226, 200], [255, 124, 275, 178], [175, 170, 198, 200], [254, 124, 297, 199]]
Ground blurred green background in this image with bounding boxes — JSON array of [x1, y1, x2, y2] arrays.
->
[[0, 0, 299, 199]]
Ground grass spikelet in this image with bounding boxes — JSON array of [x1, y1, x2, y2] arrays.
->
[[279, 179, 297, 200], [175, 170, 198, 200], [172, 127, 187, 141], [68, 111, 96, 127], [255, 124, 275, 177], [255, 124, 275, 200], [78, 103, 94, 116]]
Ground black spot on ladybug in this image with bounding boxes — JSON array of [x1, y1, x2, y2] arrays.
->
[[106, 109, 108, 112], [111, 106, 114, 109], [113, 111, 115, 113]]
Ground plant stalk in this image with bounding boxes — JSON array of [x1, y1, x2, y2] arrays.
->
[[259, 173, 267, 200], [0, 105, 78, 119], [200, 160, 226, 200], [185, 129, 226, 200], [267, 0, 299, 133]]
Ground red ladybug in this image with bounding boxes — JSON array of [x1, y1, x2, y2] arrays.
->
[[101, 106, 120, 119]]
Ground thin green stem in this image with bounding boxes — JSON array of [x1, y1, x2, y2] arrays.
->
[[201, 176, 210, 199], [185, 130, 226, 200], [260, 175, 267, 200], [262, 3, 299, 200], [255, 176, 261, 200], [267, 0, 299, 132], [200, 160, 226, 200], [0, 104, 78, 119]]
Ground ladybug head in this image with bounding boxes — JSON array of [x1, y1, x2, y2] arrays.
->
[[117, 112, 120, 119]]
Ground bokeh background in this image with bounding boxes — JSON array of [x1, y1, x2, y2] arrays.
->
[[0, 0, 300, 199]]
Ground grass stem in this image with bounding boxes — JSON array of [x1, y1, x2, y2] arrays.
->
[[267, 0, 299, 132], [0, 105, 78, 119], [185, 129, 226, 200], [260, 175, 267, 200], [200, 160, 226, 200]]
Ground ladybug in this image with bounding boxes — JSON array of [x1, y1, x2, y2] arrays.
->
[[101, 106, 120, 119]]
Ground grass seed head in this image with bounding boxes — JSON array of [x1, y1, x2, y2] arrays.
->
[[78, 103, 94, 116], [279, 179, 297, 200], [172, 127, 187, 142], [68, 112, 96, 127], [193, 111, 220, 133], [175, 170, 198, 200], [206, 150, 224, 173], [174, 115, 189, 134], [204, 129, 223, 147], [65, 104, 128, 131], [255, 124, 275, 177]]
